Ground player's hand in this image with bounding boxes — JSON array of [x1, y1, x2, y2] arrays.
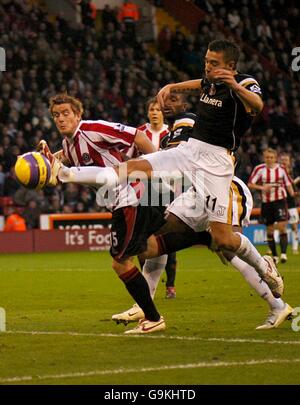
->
[[211, 69, 238, 89], [36, 140, 55, 164], [37, 140, 51, 155], [157, 84, 172, 109], [262, 184, 273, 191]]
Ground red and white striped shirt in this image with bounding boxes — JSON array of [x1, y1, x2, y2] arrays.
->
[[62, 120, 139, 210], [62, 120, 137, 168], [138, 123, 169, 150], [249, 163, 292, 203], [124, 123, 169, 158]]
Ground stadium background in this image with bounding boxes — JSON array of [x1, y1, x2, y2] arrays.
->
[[0, 0, 300, 389]]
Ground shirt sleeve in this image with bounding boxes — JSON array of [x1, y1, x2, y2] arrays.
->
[[282, 167, 292, 187], [80, 120, 137, 147], [248, 166, 262, 184], [238, 77, 262, 98]]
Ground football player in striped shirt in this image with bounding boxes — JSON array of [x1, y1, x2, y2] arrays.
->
[[279, 153, 299, 255], [248, 148, 295, 264], [40, 93, 169, 334]]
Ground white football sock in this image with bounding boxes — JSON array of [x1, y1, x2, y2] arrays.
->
[[235, 233, 268, 277], [142, 255, 168, 299], [291, 229, 299, 251], [230, 256, 284, 310], [58, 166, 118, 187]]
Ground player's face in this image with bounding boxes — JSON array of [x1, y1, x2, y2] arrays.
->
[[279, 155, 290, 169], [264, 151, 277, 167], [148, 102, 164, 127], [163, 94, 186, 118], [205, 50, 234, 82], [52, 103, 81, 138]]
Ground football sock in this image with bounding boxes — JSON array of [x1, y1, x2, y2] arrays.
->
[[58, 165, 118, 187], [165, 252, 177, 288], [291, 229, 299, 251], [119, 266, 160, 321], [267, 235, 278, 257], [142, 255, 168, 299], [155, 231, 212, 256], [235, 233, 269, 277], [279, 233, 288, 254], [230, 256, 284, 310]]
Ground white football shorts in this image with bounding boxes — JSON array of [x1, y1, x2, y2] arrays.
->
[[166, 176, 253, 232], [288, 207, 299, 224], [143, 138, 235, 224]]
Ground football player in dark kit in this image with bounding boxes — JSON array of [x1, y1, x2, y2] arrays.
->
[[112, 39, 284, 296]]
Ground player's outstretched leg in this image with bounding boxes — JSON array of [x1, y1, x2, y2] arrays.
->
[[229, 256, 293, 329], [112, 259, 166, 334], [112, 255, 168, 324], [211, 223, 284, 298]]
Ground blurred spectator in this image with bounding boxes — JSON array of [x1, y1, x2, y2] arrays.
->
[[64, 183, 80, 210], [101, 4, 118, 29], [118, 0, 140, 38], [22, 199, 41, 229], [62, 204, 74, 213], [3, 168, 19, 197], [80, 0, 97, 27], [3, 206, 27, 232], [0, 164, 5, 196], [157, 25, 172, 55]]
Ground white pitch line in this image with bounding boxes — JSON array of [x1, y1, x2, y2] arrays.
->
[[1, 358, 300, 384], [4, 330, 300, 345]]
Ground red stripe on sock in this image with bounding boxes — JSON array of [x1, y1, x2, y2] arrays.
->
[[155, 235, 167, 256], [119, 266, 140, 283]]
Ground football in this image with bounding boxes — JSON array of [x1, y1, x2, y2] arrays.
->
[[14, 152, 51, 190]]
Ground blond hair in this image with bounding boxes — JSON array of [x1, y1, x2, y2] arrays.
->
[[263, 147, 277, 156], [49, 93, 84, 117]]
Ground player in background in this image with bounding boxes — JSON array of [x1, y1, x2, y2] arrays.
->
[[279, 153, 299, 255], [248, 148, 294, 264], [137, 98, 177, 299], [138, 98, 169, 150]]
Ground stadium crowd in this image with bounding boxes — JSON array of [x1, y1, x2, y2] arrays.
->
[[0, 0, 299, 227]]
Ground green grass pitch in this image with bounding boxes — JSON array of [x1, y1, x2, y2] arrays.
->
[[0, 247, 299, 385]]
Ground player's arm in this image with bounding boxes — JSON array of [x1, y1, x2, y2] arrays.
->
[[157, 80, 202, 108], [212, 70, 263, 114], [37, 140, 69, 165], [287, 184, 295, 197], [248, 182, 272, 191], [53, 149, 69, 164], [294, 176, 300, 186], [233, 84, 263, 114], [134, 130, 156, 154], [248, 172, 271, 191]]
